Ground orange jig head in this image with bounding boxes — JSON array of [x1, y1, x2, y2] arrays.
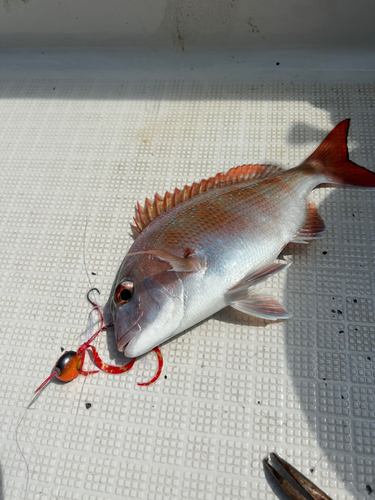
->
[[54, 351, 83, 382]]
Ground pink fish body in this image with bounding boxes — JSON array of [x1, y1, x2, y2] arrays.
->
[[106, 120, 375, 358]]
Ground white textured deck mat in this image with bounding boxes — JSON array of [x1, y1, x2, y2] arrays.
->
[[1, 70, 375, 500]]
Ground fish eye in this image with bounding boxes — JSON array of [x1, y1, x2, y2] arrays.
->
[[114, 279, 134, 305]]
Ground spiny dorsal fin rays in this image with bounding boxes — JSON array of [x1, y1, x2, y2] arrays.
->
[[131, 163, 283, 236], [135, 202, 148, 228], [153, 193, 163, 216], [144, 197, 154, 222]]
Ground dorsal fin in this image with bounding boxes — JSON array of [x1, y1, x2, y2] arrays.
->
[[131, 164, 283, 236]]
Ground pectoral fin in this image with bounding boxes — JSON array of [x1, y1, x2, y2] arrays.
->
[[225, 262, 291, 320], [226, 262, 291, 296], [127, 249, 202, 273]]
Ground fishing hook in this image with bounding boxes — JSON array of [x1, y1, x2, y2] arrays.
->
[[87, 287, 101, 307]]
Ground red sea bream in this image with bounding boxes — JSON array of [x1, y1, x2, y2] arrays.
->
[[105, 120, 375, 358]]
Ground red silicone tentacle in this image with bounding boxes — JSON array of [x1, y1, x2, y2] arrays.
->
[[138, 347, 163, 387], [87, 345, 136, 374]]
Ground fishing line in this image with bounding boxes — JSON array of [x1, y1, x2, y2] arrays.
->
[[75, 219, 102, 417], [15, 384, 48, 500], [83, 216, 94, 292], [15, 405, 31, 500], [81, 218, 104, 377], [75, 293, 106, 423]]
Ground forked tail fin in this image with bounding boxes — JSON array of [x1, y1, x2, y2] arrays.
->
[[305, 119, 375, 187]]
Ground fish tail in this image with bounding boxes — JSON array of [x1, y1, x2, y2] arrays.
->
[[305, 119, 375, 187]]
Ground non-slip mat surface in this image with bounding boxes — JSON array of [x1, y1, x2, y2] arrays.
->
[[0, 70, 374, 500]]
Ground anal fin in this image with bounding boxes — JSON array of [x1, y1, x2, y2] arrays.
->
[[292, 202, 325, 244]]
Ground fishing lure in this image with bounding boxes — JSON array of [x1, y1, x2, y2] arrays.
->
[[35, 290, 163, 395]]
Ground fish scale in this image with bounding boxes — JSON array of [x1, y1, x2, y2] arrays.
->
[[105, 120, 375, 358], [141, 170, 314, 257]]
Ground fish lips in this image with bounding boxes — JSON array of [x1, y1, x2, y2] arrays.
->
[[115, 287, 184, 358], [114, 306, 145, 354]]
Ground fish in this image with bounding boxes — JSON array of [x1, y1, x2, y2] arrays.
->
[[105, 119, 375, 358]]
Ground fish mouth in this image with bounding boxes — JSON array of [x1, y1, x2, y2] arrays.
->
[[114, 310, 144, 354]]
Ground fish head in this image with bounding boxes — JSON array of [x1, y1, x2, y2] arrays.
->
[[108, 254, 184, 358]]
